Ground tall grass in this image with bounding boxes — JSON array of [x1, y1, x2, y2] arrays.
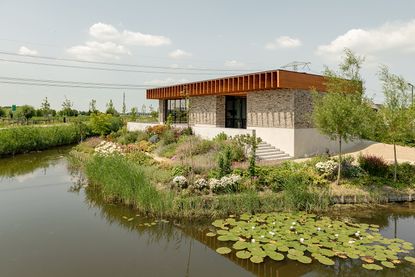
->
[[85, 154, 174, 216], [0, 124, 82, 156]]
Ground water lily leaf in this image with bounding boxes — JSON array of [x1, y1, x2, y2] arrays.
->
[[212, 220, 225, 228], [346, 252, 359, 259], [267, 252, 285, 261], [404, 256, 415, 264], [217, 235, 230, 241], [362, 264, 383, 270], [216, 247, 232, 255], [250, 255, 264, 263], [381, 261, 395, 269], [317, 256, 335, 266], [287, 254, 298, 261], [297, 255, 312, 264], [217, 230, 229, 235], [233, 241, 248, 250], [278, 246, 289, 252], [206, 232, 216, 237], [236, 250, 251, 259]]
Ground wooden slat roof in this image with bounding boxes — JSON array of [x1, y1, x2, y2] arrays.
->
[[146, 69, 326, 99]]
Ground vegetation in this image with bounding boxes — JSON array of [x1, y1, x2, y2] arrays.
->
[[377, 66, 415, 182], [210, 212, 415, 270], [0, 124, 85, 156], [313, 49, 376, 184]]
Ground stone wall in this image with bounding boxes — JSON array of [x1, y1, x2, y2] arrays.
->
[[158, 99, 165, 123], [294, 90, 314, 128], [247, 90, 295, 128], [189, 95, 225, 126]]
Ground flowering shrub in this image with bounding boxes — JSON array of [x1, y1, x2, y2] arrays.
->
[[210, 174, 242, 194], [95, 141, 123, 156], [194, 178, 209, 190], [315, 160, 337, 176], [146, 125, 169, 136], [358, 154, 388, 177], [173, 175, 187, 188]]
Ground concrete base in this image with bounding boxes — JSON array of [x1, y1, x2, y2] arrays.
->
[[127, 122, 362, 158]]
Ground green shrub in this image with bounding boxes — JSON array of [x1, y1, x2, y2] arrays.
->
[[160, 129, 177, 145], [388, 162, 415, 184], [213, 132, 228, 141], [90, 113, 123, 136], [125, 151, 153, 165], [358, 154, 389, 177], [157, 143, 178, 158], [171, 165, 192, 177], [218, 146, 232, 177], [0, 124, 83, 156], [117, 130, 148, 145]]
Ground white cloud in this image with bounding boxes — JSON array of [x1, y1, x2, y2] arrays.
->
[[224, 60, 245, 68], [89, 22, 171, 46], [266, 36, 302, 49], [18, 46, 38, 55], [316, 19, 415, 59], [145, 77, 189, 86], [66, 41, 130, 61], [67, 23, 171, 60], [169, 49, 192, 59]]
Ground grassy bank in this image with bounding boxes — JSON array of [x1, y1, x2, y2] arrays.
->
[[0, 124, 83, 156], [77, 152, 331, 219]]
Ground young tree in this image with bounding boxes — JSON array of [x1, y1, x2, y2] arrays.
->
[[41, 97, 51, 117], [141, 104, 147, 114], [122, 93, 126, 115], [130, 107, 137, 121], [0, 107, 6, 117], [89, 99, 98, 114], [377, 65, 414, 182], [313, 49, 375, 184], [106, 99, 118, 115], [19, 105, 36, 122], [61, 97, 74, 116]]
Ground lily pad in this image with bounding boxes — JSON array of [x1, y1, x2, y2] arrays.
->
[[250, 255, 264, 263], [206, 232, 216, 237], [404, 256, 415, 264], [216, 247, 232, 255], [267, 252, 285, 261], [381, 261, 395, 269], [362, 264, 383, 270], [316, 256, 335, 266], [236, 250, 251, 259], [297, 255, 312, 264]]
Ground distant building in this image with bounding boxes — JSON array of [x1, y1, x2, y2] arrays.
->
[[129, 69, 361, 159]]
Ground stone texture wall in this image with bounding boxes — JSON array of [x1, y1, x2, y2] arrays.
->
[[158, 99, 165, 123], [247, 90, 295, 128], [246, 89, 314, 129], [293, 90, 314, 128], [189, 95, 225, 126]]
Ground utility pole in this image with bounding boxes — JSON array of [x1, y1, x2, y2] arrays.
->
[[408, 83, 414, 106], [122, 92, 126, 114]]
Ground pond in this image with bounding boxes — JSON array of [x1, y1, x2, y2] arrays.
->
[[0, 149, 414, 277]]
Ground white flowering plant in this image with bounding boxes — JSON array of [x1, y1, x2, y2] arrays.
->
[[193, 178, 209, 190], [173, 175, 188, 189], [210, 174, 242, 194], [315, 160, 338, 176], [95, 141, 124, 156]]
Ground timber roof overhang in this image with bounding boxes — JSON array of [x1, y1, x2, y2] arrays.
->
[[146, 69, 327, 100]]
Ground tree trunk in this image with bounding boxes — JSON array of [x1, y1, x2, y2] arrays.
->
[[337, 137, 342, 185], [393, 142, 397, 182]]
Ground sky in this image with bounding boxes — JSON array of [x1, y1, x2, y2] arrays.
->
[[0, 0, 414, 112]]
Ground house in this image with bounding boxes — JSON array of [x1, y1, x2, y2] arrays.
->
[[128, 69, 360, 159]]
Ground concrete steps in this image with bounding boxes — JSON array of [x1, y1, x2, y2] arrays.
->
[[255, 142, 291, 161]]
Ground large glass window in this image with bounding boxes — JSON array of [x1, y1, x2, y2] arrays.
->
[[164, 99, 188, 123]]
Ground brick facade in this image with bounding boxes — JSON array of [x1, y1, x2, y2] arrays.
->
[[246, 89, 314, 129], [188, 95, 225, 127]]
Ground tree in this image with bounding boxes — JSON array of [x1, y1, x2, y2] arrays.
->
[[377, 65, 415, 182], [313, 49, 375, 184], [141, 104, 147, 114], [19, 105, 36, 122], [89, 99, 98, 114], [41, 97, 51, 117], [106, 99, 118, 115], [122, 93, 126, 114], [130, 107, 137, 121], [0, 107, 5, 117], [61, 97, 74, 116]]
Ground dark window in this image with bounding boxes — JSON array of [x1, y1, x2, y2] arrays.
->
[[225, 96, 247, 128], [164, 99, 188, 123]]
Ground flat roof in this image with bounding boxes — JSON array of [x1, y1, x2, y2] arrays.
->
[[146, 69, 327, 99]]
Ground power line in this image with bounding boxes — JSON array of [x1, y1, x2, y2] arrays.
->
[[0, 51, 257, 72], [0, 58, 238, 75], [0, 76, 152, 88], [0, 80, 147, 90]]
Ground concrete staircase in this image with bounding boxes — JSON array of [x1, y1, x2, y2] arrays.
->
[[255, 141, 291, 161]]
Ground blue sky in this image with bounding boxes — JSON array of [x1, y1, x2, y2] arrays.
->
[[0, 0, 414, 111]]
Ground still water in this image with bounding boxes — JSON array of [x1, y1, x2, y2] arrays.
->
[[0, 149, 414, 277]]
